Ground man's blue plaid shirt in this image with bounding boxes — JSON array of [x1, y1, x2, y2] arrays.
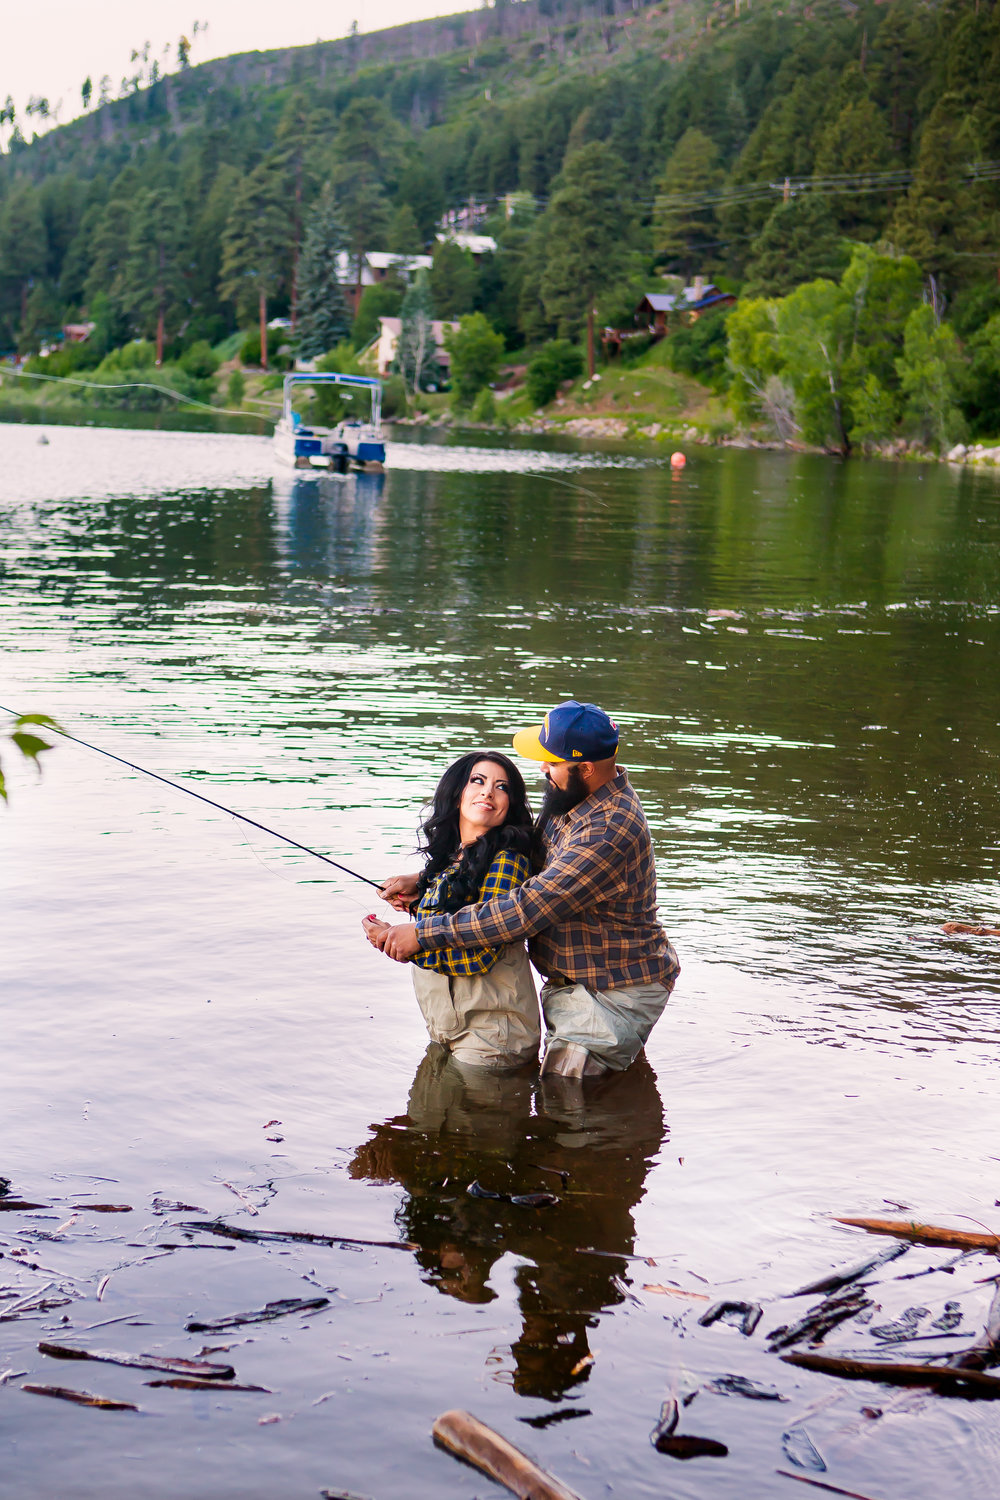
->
[[411, 848, 532, 977]]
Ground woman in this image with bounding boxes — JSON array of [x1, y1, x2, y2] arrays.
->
[[363, 752, 540, 1070]]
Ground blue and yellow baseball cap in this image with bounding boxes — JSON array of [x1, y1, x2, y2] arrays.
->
[[512, 700, 620, 763]]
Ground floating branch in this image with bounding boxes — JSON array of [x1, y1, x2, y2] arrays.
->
[[186, 1296, 329, 1332], [833, 1218, 1000, 1251], [22, 1382, 139, 1411], [698, 1300, 763, 1336], [948, 1282, 1000, 1372], [145, 1378, 272, 1391], [780, 1350, 1000, 1398], [38, 1342, 235, 1380], [788, 1243, 908, 1297], [183, 1219, 417, 1251], [432, 1408, 587, 1500]]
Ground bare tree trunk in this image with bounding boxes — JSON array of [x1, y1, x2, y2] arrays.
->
[[259, 287, 268, 371], [156, 306, 165, 367]]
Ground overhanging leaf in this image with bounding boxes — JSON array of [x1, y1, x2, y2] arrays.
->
[[11, 731, 53, 767]]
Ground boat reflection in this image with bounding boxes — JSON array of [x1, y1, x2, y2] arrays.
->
[[271, 468, 385, 575], [349, 1045, 665, 1399]]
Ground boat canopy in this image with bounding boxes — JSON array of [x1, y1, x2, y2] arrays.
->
[[281, 371, 382, 426]]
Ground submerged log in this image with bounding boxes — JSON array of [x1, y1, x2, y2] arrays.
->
[[183, 1219, 416, 1251], [38, 1342, 235, 1380], [697, 1300, 763, 1336], [780, 1350, 1000, 1398], [833, 1218, 1000, 1251], [186, 1296, 328, 1332], [145, 1378, 272, 1391], [788, 1242, 908, 1297], [22, 1382, 139, 1411], [948, 1282, 1000, 1372], [432, 1408, 587, 1500]]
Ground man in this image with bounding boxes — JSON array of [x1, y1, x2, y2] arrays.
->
[[373, 700, 679, 1079]]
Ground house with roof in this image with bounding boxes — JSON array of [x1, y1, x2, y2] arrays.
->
[[635, 277, 736, 332], [376, 315, 460, 378], [335, 250, 434, 312]]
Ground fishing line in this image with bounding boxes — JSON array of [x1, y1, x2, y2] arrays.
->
[[0, 366, 274, 421], [234, 819, 376, 911], [0, 701, 381, 889]]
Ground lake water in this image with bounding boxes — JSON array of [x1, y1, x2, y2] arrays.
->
[[2, 419, 999, 1498]]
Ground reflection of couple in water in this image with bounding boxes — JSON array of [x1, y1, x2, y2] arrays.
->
[[363, 699, 680, 1079], [357, 701, 677, 1397], [349, 1043, 666, 1400]]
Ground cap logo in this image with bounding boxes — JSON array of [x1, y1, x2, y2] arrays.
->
[[571, 749, 582, 757]]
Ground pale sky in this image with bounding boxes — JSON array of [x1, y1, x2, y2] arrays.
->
[[4, 0, 474, 133]]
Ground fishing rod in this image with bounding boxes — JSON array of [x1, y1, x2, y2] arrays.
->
[[0, 702, 381, 889]]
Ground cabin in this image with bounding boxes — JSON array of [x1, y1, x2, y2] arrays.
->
[[376, 316, 460, 378], [434, 230, 498, 260], [603, 279, 736, 359], [334, 250, 436, 315], [634, 278, 736, 332]]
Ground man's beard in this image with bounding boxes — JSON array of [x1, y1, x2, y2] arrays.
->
[[538, 764, 589, 821]]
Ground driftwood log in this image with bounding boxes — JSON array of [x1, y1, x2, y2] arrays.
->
[[38, 1342, 235, 1380], [780, 1350, 1000, 1398], [833, 1217, 1000, 1251], [183, 1219, 416, 1251], [22, 1383, 139, 1411], [432, 1408, 587, 1500]]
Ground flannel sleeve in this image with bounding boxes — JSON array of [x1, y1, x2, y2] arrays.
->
[[411, 849, 531, 976], [415, 818, 628, 953]]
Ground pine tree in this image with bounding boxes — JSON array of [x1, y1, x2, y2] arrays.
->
[[429, 241, 477, 318], [120, 187, 186, 363], [387, 203, 423, 256], [539, 141, 629, 376], [394, 269, 441, 393], [219, 161, 290, 369], [891, 98, 980, 282], [296, 187, 352, 360], [0, 181, 48, 343], [742, 196, 847, 298], [274, 92, 333, 330], [654, 127, 723, 275]]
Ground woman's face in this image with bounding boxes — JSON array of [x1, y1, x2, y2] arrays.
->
[[458, 759, 512, 843]]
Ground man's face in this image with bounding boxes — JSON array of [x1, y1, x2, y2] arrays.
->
[[539, 761, 590, 818], [542, 759, 575, 791]]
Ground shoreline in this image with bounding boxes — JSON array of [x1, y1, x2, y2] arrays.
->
[[3, 399, 999, 471]]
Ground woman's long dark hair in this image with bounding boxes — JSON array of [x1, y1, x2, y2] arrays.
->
[[416, 750, 537, 913]]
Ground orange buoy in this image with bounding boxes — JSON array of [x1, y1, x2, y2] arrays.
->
[[670, 451, 686, 469]]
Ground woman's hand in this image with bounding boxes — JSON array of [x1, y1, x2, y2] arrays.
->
[[377, 872, 420, 912], [362, 914, 390, 947]]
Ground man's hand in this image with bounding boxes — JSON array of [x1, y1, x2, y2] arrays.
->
[[377, 872, 420, 912], [361, 915, 420, 963], [380, 922, 420, 962]]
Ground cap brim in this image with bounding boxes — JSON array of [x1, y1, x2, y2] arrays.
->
[[511, 725, 564, 763]]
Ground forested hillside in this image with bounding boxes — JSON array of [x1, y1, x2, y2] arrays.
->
[[1, 0, 999, 444]]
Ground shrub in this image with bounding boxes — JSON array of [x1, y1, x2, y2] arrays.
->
[[381, 374, 408, 419], [444, 313, 505, 408], [239, 329, 262, 367], [470, 386, 497, 423], [525, 340, 583, 407], [665, 310, 732, 392], [179, 340, 221, 380], [227, 369, 246, 406]]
